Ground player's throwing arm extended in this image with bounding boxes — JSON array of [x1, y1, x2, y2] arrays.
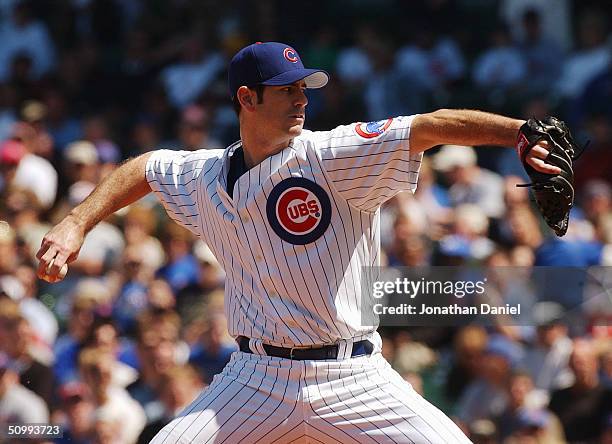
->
[[37, 42, 573, 443]]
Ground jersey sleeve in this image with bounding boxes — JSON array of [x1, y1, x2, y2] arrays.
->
[[315, 115, 422, 212], [145, 149, 220, 234]]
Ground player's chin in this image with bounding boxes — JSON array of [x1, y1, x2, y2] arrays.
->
[[287, 121, 304, 136]]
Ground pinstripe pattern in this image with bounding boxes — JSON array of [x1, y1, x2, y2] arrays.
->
[[150, 351, 471, 443], [145, 116, 421, 347], [146, 116, 470, 443]]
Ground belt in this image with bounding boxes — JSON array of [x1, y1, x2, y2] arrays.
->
[[237, 336, 374, 360]]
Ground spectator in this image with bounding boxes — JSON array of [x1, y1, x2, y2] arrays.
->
[[363, 36, 428, 120], [0, 218, 19, 276], [55, 381, 95, 444], [581, 181, 611, 229], [137, 365, 205, 443], [495, 371, 565, 442], [129, 117, 164, 156], [0, 298, 54, 406], [433, 145, 505, 218], [335, 24, 374, 86], [396, 26, 465, 93], [42, 88, 83, 153], [112, 245, 155, 335], [156, 223, 199, 294], [128, 309, 187, 423], [3, 186, 50, 263], [17, 100, 54, 159], [176, 241, 224, 320], [82, 115, 121, 165], [79, 347, 146, 444], [413, 156, 452, 230], [517, 8, 564, 97], [13, 263, 59, 349], [520, 302, 573, 394], [0, 1, 56, 81], [170, 104, 223, 151], [445, 326, 489, 403], [54, 279, 112, 384], [83, 316, 139, 385], [549, 338, 612, 442], [122, 204, 165, 269], [502, 408, 563, 444], [451, 204, 496, 260], [456, 335, 522, 426], [160, 35, 225, 109], [472, 25, 526, 102], [0, 351, 48, 424], [189, 312, 236, 384], [500, 0, 573, 51], [63, 139, 100, 189], [0, 138, 57, 210], [556, 10, 610, 100]]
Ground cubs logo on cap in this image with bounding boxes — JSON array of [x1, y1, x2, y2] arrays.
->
[[355, 118, 393, 139], [283, 48, 298, 63], [228, 42, 329, 98], [266, 177, 331, 245]]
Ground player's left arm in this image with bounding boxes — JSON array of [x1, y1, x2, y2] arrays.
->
[[409, 109, 560, 174]]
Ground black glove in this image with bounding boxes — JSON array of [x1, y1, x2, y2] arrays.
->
[[516, 116, 578, 237]]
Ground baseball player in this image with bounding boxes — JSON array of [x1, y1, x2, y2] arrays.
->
[[37, 42, 562, 443]]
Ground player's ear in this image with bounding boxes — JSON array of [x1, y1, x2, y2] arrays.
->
[[237, 86, 256, 112]]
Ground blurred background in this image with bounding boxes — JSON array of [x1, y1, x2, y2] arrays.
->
[[0, 0, 610, 443]]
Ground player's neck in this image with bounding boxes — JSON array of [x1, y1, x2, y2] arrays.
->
[[240, 127, 292, 169]]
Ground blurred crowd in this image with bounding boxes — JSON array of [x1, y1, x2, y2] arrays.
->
[[0, 0, 611, 443]]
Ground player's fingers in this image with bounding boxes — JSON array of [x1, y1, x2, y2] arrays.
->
[[35, 239, 50, 260], [36, 248, 59, 279], [528, 157, 561, 174], [46, 251, 68, 278], [530, 145, 550, 160]]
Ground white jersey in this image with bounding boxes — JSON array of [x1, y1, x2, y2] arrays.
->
[[145, 116, 422, 347]]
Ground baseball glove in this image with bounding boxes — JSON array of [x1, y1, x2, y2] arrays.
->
[[516, 116, 579, 237]]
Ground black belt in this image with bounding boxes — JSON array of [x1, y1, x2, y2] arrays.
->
[[237, 336, 374, 360]]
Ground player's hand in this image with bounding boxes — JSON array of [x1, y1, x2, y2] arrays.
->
[[36, 214, 86, 282], [524, 141, 562, 175]]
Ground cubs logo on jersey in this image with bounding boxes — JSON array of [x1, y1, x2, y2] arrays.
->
[[355, 118, 393, 139], [266, 177, 331, 245]]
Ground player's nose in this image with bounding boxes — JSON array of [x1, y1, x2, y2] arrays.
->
[[294, 89, 308, 107]]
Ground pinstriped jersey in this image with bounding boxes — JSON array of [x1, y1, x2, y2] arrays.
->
[[145, 115, 421, 347]]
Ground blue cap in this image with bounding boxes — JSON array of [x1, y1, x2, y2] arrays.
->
[[438, 235, 471, 258], [228, 42, 329, 98], [485, 335, 524, 366], [516, 408, 550, 429]]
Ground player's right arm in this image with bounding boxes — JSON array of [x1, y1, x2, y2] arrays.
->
[[36, 153, 153, 282]]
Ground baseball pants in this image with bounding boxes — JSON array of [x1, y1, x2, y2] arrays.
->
[[150, 347, 471, 444]]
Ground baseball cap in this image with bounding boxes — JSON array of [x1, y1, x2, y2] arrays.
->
[[516, 408, 550, 429], [228, 42, 329, 98], [437, 235, 471, 258], [485, 335, 524, 366], [432, 145, 477, 172], [0, 140, 26, 165], [64, 140, 99, 165]]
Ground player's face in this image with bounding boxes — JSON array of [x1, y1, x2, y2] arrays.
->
[[256, 81, 308, 139]]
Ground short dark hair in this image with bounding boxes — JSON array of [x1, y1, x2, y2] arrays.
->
[[232, 84, 266, 116]]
